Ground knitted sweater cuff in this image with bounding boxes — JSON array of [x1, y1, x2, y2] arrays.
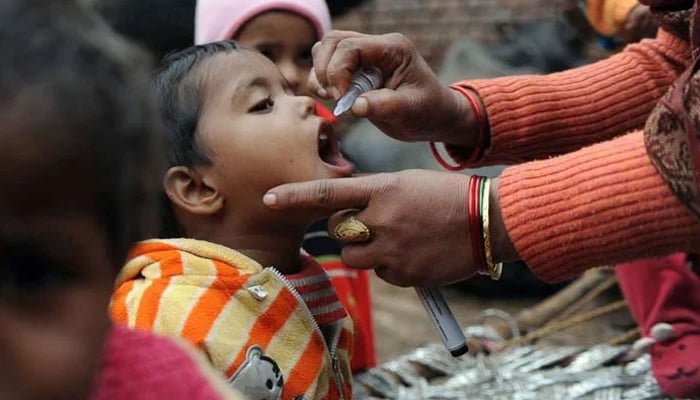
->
[[446, 29, 690, 167], [499, 130, 700, 283]]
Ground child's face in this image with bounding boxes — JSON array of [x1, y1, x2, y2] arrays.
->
[[0, 133, 114, 400], [234, 11, 316, 96], [197, 50, 353, 204]]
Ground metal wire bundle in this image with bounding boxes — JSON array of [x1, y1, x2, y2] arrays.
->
[[353, 342, 697, 400]]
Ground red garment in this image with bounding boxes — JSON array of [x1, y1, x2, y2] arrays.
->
[[90, 325, 237, 400], [286, 254, 348, 326], [616, 254, 700, 397], [319, 256, 376, 371]]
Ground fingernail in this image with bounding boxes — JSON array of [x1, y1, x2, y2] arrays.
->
[[352, 96, 368, 116], [263, 193, 277, 207], [317, 87, 328, 98], [330, 86, 340, 100]]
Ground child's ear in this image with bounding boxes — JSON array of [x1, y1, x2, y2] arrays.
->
[[164, 166, 223, 216]]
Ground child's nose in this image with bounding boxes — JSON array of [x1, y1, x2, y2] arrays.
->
[[297, 95, 315, 117], [280, 62, 302, 93]]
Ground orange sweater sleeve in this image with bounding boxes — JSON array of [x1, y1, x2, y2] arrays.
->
[[499, 130, 700, 283], [586, 0, 640, 36], [449, 29, 690, 165]]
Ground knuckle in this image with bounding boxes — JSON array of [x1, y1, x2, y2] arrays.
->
[[336, 38, 355, 51], [315, 180, 334, 206], [324, 30, 344, 41], [389, 32, 413, 52], [377, 268, 410, 288], [283, 187, 301, 208], [311, 42, 321, 58], [327, 67, 341, 82], [385, 32, 407, 44], [379, 172, 400, 192]]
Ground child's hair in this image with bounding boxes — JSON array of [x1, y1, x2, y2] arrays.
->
[[0, 0, 162, 265], [152, 40, 241, 236], [96, 0, 196, 60]]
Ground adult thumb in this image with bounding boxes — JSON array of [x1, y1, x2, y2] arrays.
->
[[350, 88, 406, 120]]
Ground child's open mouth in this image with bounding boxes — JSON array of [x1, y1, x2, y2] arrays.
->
[[318, 122, 353, 176]]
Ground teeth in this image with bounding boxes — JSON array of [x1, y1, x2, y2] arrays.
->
[[319, 133, 328, 141]]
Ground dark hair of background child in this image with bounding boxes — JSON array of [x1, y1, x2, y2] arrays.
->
[[96, 0, 371, 60], [0, 0, 163, 265]]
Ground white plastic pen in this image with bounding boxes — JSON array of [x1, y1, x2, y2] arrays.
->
[[415, 287, 468, 357]]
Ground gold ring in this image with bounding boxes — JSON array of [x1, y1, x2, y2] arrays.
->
[[332, 216, 371, 243]]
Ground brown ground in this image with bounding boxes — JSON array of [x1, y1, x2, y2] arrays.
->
[[369, 274, 632, 364]]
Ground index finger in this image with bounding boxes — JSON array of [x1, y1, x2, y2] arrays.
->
[[312, 30, 367, 94], [263, 175, 386, 210]]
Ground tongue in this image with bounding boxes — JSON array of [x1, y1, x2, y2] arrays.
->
[[319, 136, 344, 166]]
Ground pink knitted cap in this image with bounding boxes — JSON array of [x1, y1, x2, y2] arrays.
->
[[195, 0, 331, 45]]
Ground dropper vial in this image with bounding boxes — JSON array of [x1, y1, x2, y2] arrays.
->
[[333, 66, 382, 116]]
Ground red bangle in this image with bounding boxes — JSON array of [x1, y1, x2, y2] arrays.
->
[[468, 175, 487, 275], [476, 177, 488, 275], [430, 142, 467, 171], [453, 85, 486, 159], [430, 86, 487, 171]]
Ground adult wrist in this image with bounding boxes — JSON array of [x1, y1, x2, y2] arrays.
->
[[488, 178, 518, 264], [430, 87, 489, 170], [443, 86, 483, 148], [466, 175, 514, 280]]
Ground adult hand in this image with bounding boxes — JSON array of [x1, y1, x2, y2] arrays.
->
[[623, 4, 657, 43], [264, 170, 517, 287], [308, 30, 480, 148]]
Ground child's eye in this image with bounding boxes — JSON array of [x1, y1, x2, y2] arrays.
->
[[297, 49, 313, 66], [259, 49, 277, 63], [249, 97, 274, 113]]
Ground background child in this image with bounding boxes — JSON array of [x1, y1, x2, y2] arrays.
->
[[0, 1, 241, 399], [110, 41, 355, 399], [195, 0, 376, 373]]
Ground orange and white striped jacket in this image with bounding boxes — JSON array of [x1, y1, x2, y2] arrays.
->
[[110, 239, 353, 400]]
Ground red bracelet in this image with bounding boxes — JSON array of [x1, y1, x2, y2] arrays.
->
[[467, 175, 487, 275], [430, 142, 466, 171], [473, 176, 488, 275], [475, 176, 488, 275], [430, 86, 487, 170], [454, 85, 486, 159]]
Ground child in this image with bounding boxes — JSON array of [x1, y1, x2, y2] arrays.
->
[[0, 1, 241, 399], [110, 41, 355, 399], [196, 0, 329, 105], [195, 0, 376, 373]]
